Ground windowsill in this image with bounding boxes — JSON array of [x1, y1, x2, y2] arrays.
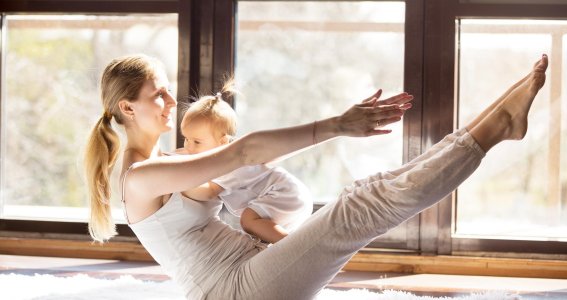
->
[[346, 251, 567, 279], [1, 236, 566, 279], [1, 205, 127, 224], [0, 236, 152, 261]]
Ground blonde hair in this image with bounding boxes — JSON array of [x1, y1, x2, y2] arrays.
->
[[181, 79, 238, 140], [84, 54, 163, 243]]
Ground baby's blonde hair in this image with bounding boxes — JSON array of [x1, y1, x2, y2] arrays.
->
[[181, 80, 238, 141]]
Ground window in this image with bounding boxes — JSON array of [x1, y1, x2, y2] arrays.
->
[[235, 1, 405, 204], [0, 14, 178, 223], [456, 19, 567, 241]]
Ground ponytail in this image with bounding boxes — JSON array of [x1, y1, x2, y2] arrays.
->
[[84, 113, 120, 243], [84, 54, 161, 242], [216, 76, 238, 101], [213, 92, 222, 104]]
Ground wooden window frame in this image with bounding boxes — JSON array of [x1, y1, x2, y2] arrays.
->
[[0, 0, 192, 243], [420, 0, 567, 256], [2, 0, 566, 261]]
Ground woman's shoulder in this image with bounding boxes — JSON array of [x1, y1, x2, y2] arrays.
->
[[120, 153, 162, 213]]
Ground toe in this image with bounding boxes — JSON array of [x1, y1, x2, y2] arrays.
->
[[535, 54, 548, 72]]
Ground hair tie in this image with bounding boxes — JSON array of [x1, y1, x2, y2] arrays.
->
[[102, 111, 113, 121]]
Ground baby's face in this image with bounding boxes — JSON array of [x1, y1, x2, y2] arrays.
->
[[182, 118, 223, 154]]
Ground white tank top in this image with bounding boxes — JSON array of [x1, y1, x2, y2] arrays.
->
[[123, 177, 263, 299]]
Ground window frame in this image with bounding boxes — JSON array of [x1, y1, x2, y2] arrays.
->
[[0, 0, 192, 240], [423, 0, 567, 256], [230, 0, 567, 257], [2, 0, 566, 260], [233, 0, 423, 252]]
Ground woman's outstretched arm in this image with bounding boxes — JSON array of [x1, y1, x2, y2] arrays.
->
[[244, 91, 413, 164], [125, 91, 413, 201]]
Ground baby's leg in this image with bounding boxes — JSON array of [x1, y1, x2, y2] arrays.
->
[[241, 207, 288, 243]]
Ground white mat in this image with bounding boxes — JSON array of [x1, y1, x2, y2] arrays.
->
[[0, 273, 520, 300]]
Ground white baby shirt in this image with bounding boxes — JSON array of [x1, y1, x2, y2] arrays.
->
[[212, 165, 312, 231]]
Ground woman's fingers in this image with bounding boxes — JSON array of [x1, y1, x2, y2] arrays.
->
[[366, 102, 411, 131], [359, 92, 413, 109], [363, 116, 401, 137], [399, 102, 413, 110], [361, 89, 383, 104], [366, 103, 407, 120], [376, 92, 413, 106], [339, 90, 413, 137], [375, 116, 402, 128], [366, 129, 393, 136]]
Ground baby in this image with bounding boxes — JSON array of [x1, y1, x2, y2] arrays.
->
[[179, 93, 313, 244]]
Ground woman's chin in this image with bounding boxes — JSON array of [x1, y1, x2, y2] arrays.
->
[[162, 119, 175, 131]]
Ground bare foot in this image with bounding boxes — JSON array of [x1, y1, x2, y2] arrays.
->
[[469, 54, 548, 152], [467, 73, 530, 130], [496, 54, 548, 140]]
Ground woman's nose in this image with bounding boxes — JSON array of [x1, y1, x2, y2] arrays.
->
[[168, 95, 177, 107]]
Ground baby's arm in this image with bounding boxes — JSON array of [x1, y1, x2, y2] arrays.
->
[[182, 182, 224, 201], [173, 148, 225, 201]]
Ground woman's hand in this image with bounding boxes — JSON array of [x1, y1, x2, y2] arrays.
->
[[337, 89, 413, 137]]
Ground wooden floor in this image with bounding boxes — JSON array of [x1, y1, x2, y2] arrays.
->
[[1, 255, 567, 299]]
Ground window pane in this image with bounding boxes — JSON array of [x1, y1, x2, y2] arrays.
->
[[456, 19, 567, 240], [1, 14, 178, 222], [236, 1, 405, 204]]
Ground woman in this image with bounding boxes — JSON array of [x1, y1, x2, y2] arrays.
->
[[85, 54, 547, 299]]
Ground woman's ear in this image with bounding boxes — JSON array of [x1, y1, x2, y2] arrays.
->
[[118, 99, 135, 121]]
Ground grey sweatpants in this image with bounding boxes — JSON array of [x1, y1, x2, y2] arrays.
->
[[206, 128, 485, 300]]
